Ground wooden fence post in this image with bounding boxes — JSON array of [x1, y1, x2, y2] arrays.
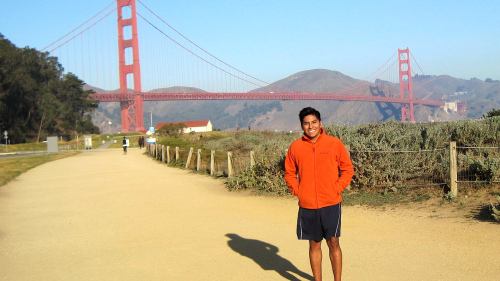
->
[[449, 141, 458, 196], [161, 145, 165, 163], [186, 147, 193, 169], [175, 147, 179, 160], [250, 151, 255, 168], [210, 150, 215, 175], [197, 149, 201, 171], [227, 151, 233, 177], [166, 146, 170, 164]]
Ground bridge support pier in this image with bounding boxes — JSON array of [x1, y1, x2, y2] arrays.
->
[[117, 0, 144, 132], [398, 48, 415, 122]]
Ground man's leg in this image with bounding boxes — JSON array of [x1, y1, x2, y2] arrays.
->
[[327, 237, 342, 281], [309, 240, 322, 281]]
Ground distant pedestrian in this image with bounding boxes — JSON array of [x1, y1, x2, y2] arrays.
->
[[138, 136, 144, 149], [122, 136, 129, 154]]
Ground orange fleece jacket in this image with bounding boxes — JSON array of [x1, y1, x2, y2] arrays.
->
[[284, 129, 354, 209]]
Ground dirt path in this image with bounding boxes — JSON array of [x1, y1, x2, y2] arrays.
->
[[0, 148, 498, 280]]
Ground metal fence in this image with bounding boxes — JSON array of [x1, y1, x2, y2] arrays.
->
[[148, 142, 500, 195], [349, 148, 449, 189], [456, 146, 500, 183]]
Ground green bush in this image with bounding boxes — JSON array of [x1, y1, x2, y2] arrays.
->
[[491, 196, 500, 222], [458, 150, 500, 183], [227, 138, 291, 194], [153, 117, 500, 195], [225, 117, 500, 193]]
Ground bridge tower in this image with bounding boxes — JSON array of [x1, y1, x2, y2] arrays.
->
[[398, 48, 414, 122], [117, 0, 144, 132]]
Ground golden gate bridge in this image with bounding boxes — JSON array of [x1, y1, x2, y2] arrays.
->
[[42, 0, 446, 132]]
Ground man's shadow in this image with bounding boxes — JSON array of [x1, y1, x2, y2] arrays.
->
[[225, 233, 313, 281]]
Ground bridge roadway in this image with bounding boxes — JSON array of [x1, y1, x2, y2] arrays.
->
[[0, 148, 496, 280], [90, 92, 445, 107]]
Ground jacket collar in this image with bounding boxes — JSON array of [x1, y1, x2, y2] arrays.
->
[[302, 128, 325, 143]]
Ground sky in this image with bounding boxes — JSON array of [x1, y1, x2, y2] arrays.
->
[[1, 0, 499, 85]]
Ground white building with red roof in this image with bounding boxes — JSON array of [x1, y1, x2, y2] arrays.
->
[[156, 120, 213, 133]]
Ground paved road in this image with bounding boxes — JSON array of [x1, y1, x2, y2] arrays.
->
[[0, 148, 498, 280], [0, 151, 46, 159], [0, 140, 114, 159]]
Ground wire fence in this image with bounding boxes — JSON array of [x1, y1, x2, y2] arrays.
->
[[349, 148, 449, 189], [147, 143, 500, 193], [456, 146, 500, 183]]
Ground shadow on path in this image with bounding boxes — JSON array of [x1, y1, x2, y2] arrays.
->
[[226, 233, 313, 281]]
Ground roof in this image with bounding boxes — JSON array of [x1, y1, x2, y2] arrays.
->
[[156, 120, 210, 129]]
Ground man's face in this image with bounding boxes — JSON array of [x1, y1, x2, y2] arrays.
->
[[301, 114, 322, 141]]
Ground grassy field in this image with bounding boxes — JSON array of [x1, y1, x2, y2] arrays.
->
[[0, 151, 80, 187]]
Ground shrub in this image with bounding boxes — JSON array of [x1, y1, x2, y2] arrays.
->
[[156, 118, 500, 196], [491, 196, 500, 222], [226, 138, 290, 195], [458, 151, 500, 183]]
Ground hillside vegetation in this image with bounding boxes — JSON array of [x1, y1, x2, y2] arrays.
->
[[207, 116, 500, 195]]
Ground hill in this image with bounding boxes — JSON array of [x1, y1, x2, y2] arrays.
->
[[412, 75, 500, 119], [91, 70, 500, 133]]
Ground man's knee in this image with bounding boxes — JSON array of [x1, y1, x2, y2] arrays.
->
[[327, 237, 340, 250], [309, 240, 322, 251]]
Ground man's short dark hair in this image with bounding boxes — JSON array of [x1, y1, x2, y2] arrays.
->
[[299, 107, 321, 123]]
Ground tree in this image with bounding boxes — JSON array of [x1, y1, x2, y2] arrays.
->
[[484, 109, 500, 118], [0, 33, 99, 143], [55, 73, 98, 136], [157, 123, 187, 138]]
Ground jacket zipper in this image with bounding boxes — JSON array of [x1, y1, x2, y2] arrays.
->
[[313, 144, 319, 208]]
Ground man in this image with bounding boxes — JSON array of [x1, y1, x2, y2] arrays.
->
[[122, 136, 128, 154], [284, 107, 354, 281]]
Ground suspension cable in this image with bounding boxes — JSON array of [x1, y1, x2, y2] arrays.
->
[[136, 0, 269, 86], [137, 13, 267, 89], [410, 50, 425, 76], [41, 1, 116, 51], [48, 9, 117, 53]]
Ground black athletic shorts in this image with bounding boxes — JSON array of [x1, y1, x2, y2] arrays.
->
[[296, 203, 342, 241]]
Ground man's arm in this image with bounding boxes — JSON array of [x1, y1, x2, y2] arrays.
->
[[284, 147, 299, 195], [336, 141, 354, 193]]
